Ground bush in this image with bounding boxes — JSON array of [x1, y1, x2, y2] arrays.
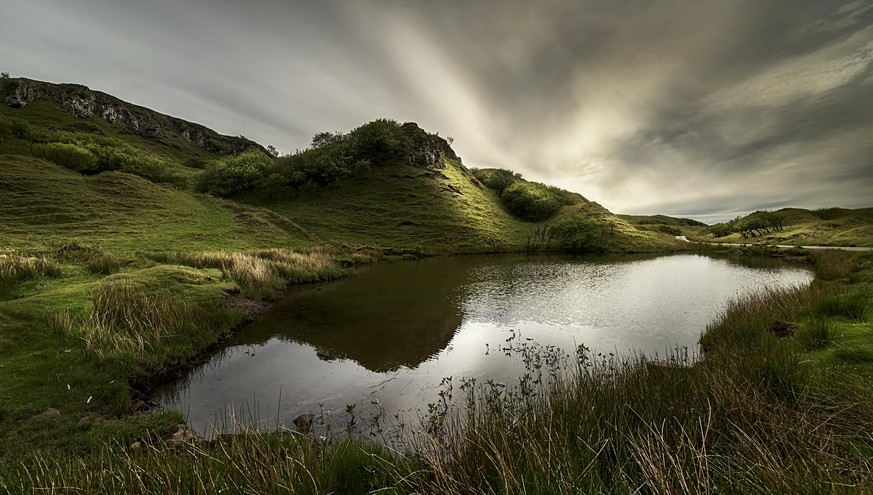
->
[[550, 214, 601, 251], [196, 150, 272, 197], [0, 117, 32, 139], [472, 168, 521, 195], [349, 119, 401, 161], [34, 142, 99, 173], [500, 182, 563, 221]]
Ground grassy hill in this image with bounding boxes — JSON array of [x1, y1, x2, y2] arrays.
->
[[618, 214, 709, 238], [0, 155, 312, 253], [1, 78, 674, 255], [699, 208, 873, 247], [241, 159, 532, 252]]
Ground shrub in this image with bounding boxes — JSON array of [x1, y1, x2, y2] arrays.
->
[[500, 181, 563, 221], [811, 208, 847, 220], [349, 119, 401, 161], [472, 168, 521, 194], [196, 150, 273, 197], [0, 117, 32, 139], [549, 214, 601, 251], [34, 142, 99, 173]]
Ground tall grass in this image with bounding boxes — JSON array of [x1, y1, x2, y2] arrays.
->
[[78, 277, 193, 363], [810, 249, 855, 280], [411, 288, 873, 493], [1, 433, 417, 495], [794, 318, 831, 351], [0, 254, 61, 290], [8, 278, 873, 493], [85, 252, 123, 275], [817, 290, 868, 321], [149, 248, 342, 298]]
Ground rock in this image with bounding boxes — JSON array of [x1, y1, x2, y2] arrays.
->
[[32, 407, 61, 419], [400, 121, 462, 169], [293, 414, 315, 434], [170, 424, 203, 445], [1, 77, 263, 156], [769, 320, 797, 339], [130, 441, 142, 450]]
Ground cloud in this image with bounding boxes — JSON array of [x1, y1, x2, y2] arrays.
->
[[0, 0, 870, 219]]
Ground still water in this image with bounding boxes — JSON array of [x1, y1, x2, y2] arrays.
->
[[155, 254, 812, 435]]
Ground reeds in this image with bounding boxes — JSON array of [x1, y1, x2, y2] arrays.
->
[[810, 249, 855, 280], [149, 248, 342, 298], [1, 433, 417, 495], [79, 277, 193, 361], [409, 284, 873, 494]]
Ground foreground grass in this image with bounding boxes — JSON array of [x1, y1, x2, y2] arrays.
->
[[3, 251, 871, 493]]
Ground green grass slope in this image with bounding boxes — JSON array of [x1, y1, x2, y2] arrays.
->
[[241, 159, 533, 252], [701, 208, 873, 247], [618, 213, 709, 237], [0, 155, 312, 253]]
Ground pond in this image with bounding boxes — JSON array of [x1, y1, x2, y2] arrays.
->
[[155, 253, 813, 437]]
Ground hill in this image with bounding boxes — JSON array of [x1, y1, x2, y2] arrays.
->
[[0, 154, 312, 253], [618, 214, 709, 237], [1, 77, 673, 254], [699, 208, 873, 247]]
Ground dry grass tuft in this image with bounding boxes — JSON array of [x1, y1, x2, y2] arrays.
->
[[149, 248, 341, 298], [0, 254, 61, 289], [80, 278, 193, 359]]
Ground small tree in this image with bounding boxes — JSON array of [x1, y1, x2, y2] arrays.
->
[[310, 131, 345, 149], [0, 72, 9, 79]]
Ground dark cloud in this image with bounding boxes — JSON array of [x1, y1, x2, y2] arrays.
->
[[1, 0, 870, 220]]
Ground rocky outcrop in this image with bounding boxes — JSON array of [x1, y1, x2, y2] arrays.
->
[[400, 121, 462, 169], [1, 77, 263, 155]]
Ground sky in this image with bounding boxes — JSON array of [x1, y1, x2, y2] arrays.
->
[[1, 0, 871, 222]]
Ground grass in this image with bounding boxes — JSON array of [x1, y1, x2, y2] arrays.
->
[[0, 155, 312, 254], [794, 318, 831, 351], [241, 159, 677, 254], [148, 248, 343, 299], [2, 80, 871, 493], [5, 276, 872, 493], [0, 253, 61, 293], [702, 207, 873, 247], [85, 252, 123, 275], [1, 434, 417, 495]]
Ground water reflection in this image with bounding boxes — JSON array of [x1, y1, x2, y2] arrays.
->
[[155, 254, 813, 435]]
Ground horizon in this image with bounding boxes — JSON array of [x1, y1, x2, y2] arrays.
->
[[1, 0, 871, 220]]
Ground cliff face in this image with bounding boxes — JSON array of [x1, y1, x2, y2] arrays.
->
[[399, 121, 462, 170], [0, 77, 262, 155]]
